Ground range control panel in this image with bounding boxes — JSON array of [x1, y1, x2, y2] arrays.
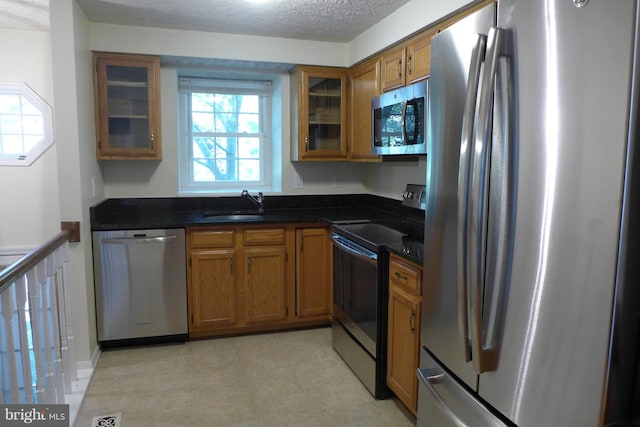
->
[[402, 184, 426, 210]]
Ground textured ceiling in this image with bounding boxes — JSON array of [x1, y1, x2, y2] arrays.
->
[[0, 0, 49, 31], [76, 0, 412, 42]]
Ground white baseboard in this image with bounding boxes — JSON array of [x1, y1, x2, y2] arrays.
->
[[90, 344, 102, 368]]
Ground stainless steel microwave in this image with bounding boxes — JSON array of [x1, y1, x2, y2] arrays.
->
[[372, 80, 428, 155]]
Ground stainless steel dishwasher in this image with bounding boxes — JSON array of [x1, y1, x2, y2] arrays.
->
[[92, 228, 187, 347]]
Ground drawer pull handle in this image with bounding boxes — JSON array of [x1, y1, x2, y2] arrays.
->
[[395, 271, 408, 281]]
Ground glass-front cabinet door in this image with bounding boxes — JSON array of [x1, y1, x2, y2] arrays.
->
[[292, 66, 347, 160], [93, 53, 162, 160]]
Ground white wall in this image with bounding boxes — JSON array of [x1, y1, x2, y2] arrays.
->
[[0, 30, 60, 255], [90, 24, 350, 68], [99, 66, 370, 198], [50, 0, 103, 364], [88, 0, 479, 202], [349, 0, 478, 64]]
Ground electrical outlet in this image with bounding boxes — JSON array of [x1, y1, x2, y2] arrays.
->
[[333, 176, 341, 188]]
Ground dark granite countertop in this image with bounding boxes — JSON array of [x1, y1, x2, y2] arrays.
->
[[90, 194, 425, 265]]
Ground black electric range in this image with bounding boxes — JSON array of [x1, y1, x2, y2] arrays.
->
[[329, 185, 426, 399], [330, 219, 424, 265]]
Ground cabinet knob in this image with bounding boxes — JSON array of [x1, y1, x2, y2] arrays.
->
[[407, 55, 413, 76], [397, 60, 403, 79]]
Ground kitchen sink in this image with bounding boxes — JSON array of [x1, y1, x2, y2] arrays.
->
[[207, 214, 264, 221], [200, 210, 264, 221]]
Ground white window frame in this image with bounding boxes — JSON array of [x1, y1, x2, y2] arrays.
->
[[178, 77, 274, 194], [0, 82, 54, 166]]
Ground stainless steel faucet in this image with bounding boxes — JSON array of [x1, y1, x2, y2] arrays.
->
[[241, 190, 264, 213]]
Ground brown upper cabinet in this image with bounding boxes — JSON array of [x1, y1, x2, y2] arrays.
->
[[291, 65, 348, 161], [348, 58, 381, 162], [379, 0, 494, 92], [381, 32, 432, 92], [93, 52, 162, 160]]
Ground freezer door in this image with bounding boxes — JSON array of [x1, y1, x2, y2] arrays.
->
[[476, 1, 637, 426], [417, 348, 507, 427], [422, 3, 495, 389]]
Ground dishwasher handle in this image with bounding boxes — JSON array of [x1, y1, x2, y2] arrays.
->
[[102, 235, 178, 245]]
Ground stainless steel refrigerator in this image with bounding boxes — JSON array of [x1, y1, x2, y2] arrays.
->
[[419, 1, 640, 426]]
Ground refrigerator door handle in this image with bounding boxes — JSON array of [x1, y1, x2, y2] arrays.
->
[[457, 33, 487, 363], [418, 368, 468, 427], [469, 26, 507, 373]]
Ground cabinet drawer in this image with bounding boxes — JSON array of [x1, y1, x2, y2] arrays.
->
[[244, 228, 286, 245], [191, 230, 235, 248], [389, 256, 422, 295]]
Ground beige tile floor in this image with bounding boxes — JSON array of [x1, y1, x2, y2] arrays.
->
[[74, 327, 416, 427]]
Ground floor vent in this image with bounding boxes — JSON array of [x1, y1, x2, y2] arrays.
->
[[91, 412, 122, 427]]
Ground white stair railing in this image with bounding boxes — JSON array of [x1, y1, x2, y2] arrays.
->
[[0, 232, 77, 404]]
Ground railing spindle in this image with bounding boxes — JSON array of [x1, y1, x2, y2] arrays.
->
[[0, 231, 77, 405]]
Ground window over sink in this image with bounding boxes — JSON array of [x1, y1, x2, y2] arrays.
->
[[177, 76, 281, 195]]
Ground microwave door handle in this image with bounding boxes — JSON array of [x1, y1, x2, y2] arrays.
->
[[407, 99, 421, 143], [457, 32, 487, 364], [401, 100, 408, 143]]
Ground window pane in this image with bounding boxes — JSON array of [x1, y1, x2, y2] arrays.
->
[[21, 97, 40, 115], [1, 115, 22, 134], [193, 160, 215, 182], [22, 115, 44, 136], [214, 94, 234, 112], [238, 113, 258, 133], [216, 158, 238, 180], [192, 93, 214, 112], [239, 159, 260, 181], [2, 135, 22, 154], [0, 95, 20, 113], [239, 137, 259, 158], [240, 96, 259, 113], [193, 137, 214, 158], [23, 135, 43, 152], [192, 112, 214, 132], [217, 137, 237, 158], [215, 113, 237, 133]]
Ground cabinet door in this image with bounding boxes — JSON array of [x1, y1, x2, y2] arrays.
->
[[244, 246, 287, 323], [387, 284, 421, 415], [295, 66, 348, 160], [93, 53, 162, 160], [406, 33, 432, 84], [348, 59, 381, 162], [380, 47, 406, 92], [296, 228, 331, 318], [190, 249, 237, 331]]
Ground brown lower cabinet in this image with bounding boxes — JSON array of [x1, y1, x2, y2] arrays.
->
[[387, 253, 423, 415], [187, 224, 331, 338]]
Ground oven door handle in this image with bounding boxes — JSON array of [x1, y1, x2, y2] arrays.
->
[[330, 235, 378, 265]]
